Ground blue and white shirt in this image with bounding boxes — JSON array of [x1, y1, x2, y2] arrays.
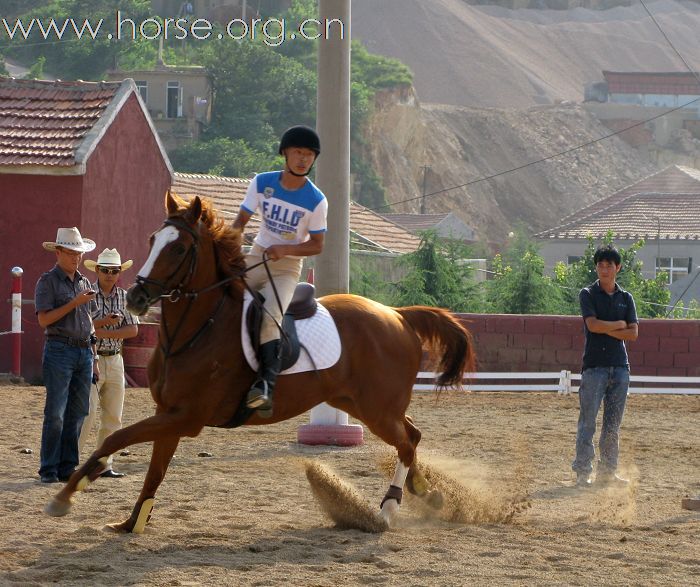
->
[[241, 171, 328, 251]]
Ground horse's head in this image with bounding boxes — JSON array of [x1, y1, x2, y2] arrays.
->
[[126, 192, 204, 316]]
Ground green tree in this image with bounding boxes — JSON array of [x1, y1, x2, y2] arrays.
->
[[25, 55, 46, 79], [487, 250, 563, 314], [393, 231, 481, 311], [5, 0, 154, 80], [169, 137, 282, 178]]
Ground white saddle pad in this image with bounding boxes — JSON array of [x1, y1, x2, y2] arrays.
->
[[241, 290, 342, 375]]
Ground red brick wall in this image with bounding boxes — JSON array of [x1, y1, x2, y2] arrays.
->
[[457, 314, 700, 377]]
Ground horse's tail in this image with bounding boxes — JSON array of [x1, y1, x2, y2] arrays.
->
[[394, 306, 476, 388]]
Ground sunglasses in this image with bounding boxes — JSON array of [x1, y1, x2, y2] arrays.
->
[[98, 267, 121, 275]]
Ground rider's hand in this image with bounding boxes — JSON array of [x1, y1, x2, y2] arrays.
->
[[264, 245, 287, 262]]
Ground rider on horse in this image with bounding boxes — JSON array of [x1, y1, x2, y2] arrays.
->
[[233, 125, 328, 417]]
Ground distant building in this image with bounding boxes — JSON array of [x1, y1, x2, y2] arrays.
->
[[0, 77, 172, 381], [106, 65, 211, 150], [536, 165, 700, 285], [584, 71, 700, 148], [379, 212, 477, 243]]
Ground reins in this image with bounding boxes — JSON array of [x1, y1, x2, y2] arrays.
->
[[139, 217, 286, 358]]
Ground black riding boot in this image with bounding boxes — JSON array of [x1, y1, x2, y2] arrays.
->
[[246, 340, 281, 418]]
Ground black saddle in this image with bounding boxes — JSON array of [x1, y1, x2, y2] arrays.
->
[[245, 282, 318, 371]]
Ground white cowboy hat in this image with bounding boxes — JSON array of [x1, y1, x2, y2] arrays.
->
[[84, 248, 133, 272], [43, 227, 96, 253]]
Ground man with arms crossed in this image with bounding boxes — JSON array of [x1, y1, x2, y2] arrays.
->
[[573, 244, 639, 487]]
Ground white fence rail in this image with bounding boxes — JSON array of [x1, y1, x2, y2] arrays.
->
[[415, 371, 700, 395]]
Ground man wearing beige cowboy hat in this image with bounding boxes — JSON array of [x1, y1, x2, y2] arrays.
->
[[35, 227, 99, 484], [79, 248, 139, 479]]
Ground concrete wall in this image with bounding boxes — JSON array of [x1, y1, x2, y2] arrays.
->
[[458, 313, 700, 377]]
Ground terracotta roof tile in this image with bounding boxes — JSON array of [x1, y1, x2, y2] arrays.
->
[[381, 213, 450, 232], [0, 77, 122, 167], [536, 166, 700, 240], [171, 172, 421, 254]]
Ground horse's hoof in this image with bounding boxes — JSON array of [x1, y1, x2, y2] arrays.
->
[[44, 497, 72, 517], [104, 520, 134, 533], [426, 489, 444, 510], [379, 498, 400, 526]]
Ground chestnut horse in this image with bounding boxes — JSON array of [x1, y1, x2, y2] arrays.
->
[[46, 193, 475, 532]]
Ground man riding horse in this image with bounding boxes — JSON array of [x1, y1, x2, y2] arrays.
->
[[233, 126, 328, 417]]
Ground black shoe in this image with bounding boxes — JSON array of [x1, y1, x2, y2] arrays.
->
[[100, 469, 126, 478], [58, 470, 76, 482], [576, 472, 592, 488], [40, 474, 59, 484]]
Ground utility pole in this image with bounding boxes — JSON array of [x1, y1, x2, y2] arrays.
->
[[420, 165, 430, 214], [314, 0, 350, 296]]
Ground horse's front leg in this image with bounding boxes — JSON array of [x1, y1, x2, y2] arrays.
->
[[45, 409, 202, 518], [106, 434, 180, 533]]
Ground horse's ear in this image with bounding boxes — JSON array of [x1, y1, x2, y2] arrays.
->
[[184, 196, 203, 224], [165, 190, 179, 215]]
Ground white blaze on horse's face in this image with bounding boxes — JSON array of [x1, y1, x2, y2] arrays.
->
[[138, 225, 180, 278]]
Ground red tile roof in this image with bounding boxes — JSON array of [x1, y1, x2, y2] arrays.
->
[[536, 166, 700, 240], [171, 172, 421, 254], [0, 77, 125, 169]]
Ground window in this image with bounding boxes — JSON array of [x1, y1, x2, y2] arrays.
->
[[656, 257, 691, 284], [166, 81, 183, 118], [135, 80, 148, 103], [567, 255, 583, 265]]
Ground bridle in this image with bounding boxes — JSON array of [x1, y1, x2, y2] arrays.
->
[[134, 216, 274, 358]]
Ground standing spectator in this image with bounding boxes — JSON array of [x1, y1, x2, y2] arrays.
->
[[35, 227, 98, 484], [79, 248, 138, 478], [572, 244, 639, 488]]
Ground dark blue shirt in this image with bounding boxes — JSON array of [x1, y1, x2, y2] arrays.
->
[[580, 280, 638, 370], [35, 265, 96, 340]]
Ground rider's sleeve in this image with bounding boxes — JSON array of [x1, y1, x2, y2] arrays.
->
[[307, 197, 328, 234], [240, 175, 260, 215]]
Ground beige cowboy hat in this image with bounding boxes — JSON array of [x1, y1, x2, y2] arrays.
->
[[43, 227, 96, 253], [84, 248, 133, 272]]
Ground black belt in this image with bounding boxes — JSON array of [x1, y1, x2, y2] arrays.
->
[[97, 349, 121, 357], [47, 335, 91, 348]]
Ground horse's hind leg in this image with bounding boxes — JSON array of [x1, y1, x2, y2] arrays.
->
[[107, 435, 180, 533], [375, 415, 422, 525]]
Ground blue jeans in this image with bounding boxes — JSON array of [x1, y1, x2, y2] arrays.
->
[[572, 366, 630, 475], [39, 340, 92, 478]]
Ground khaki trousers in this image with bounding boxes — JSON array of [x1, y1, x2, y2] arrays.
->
[[245, 245, 303, 344], [78, 353, 125, 467]]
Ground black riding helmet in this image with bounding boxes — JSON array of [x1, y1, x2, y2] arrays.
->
[[278, 125, 321, 156]]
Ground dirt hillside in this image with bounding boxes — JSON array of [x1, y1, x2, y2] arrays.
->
[[363, 95, 656, 243], [353, 0, 700, 109]]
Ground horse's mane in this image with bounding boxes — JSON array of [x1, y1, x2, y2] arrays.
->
[[169, 192, 247, 291]]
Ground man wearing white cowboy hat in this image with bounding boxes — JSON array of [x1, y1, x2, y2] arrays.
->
[[35, 227, 99, 484], [79, 248, 139, 479]]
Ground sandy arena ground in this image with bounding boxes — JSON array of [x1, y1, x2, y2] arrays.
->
[[0, 385, 698, 586]]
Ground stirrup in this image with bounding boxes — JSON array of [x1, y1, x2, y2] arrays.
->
[[246, 380, 270, 409]]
